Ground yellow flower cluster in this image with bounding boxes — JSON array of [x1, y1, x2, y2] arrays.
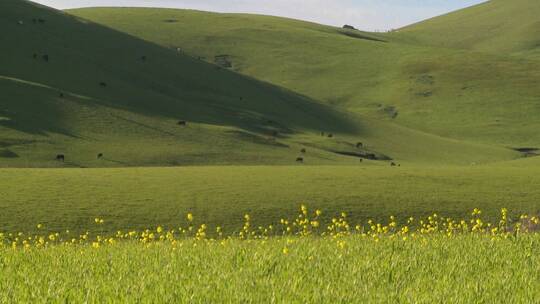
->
[[0, 207, 538, 251]]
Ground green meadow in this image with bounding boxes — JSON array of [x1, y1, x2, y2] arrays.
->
[[2, 164, 540, 234], [2, 235, 540, 303], [2, 0, 540, 301]]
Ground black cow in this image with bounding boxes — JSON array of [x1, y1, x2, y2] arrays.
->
[[42, 54, 49, 62], [56, 154, 65, 162], [356, 142, 363, 148], [296, 157, 304, 163], [327, 133, 334, 138], [391, 162, 397, 167], [97, 153, 104, 159], [141, 56, 147, 61], [99, 82, 107, 87], [300, 148, 306, 154], [59, 93, 64, 98], [178, 120, 187, 126], [33, 53, 37, 59]]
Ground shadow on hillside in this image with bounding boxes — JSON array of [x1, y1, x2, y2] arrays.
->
[[2, 0, 362, 139], [0, 80, 82, 138]]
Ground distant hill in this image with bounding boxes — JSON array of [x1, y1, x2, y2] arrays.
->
[[69, 6, 540, 151], [0, 1, 522, 167], [397, 0, 540, 58]]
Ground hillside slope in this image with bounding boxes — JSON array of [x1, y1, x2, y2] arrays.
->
[[397, 0, 540, 58], [0, 1, 521, 167], [69, 7, 540, 149], [0, 0, 361, 167]]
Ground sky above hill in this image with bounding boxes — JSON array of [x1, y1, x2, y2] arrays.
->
[[34, 0, 487, 31]]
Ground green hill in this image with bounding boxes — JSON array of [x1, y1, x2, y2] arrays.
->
[[68, 6, 540, 150], [397, 0, 540, 58], [0, 0, 375, 167], [0, 0, 519, 167]]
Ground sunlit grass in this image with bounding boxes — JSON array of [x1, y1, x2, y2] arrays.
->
[[1, 206, 539, 302]]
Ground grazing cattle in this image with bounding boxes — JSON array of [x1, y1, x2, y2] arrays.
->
[[296, 157, 304, 163], [33, 53, 37, 59], [178, 120, 187, 126], [42, 54, 49, 62], [56, 154, 65, 162], [300, 148, 306, 154], [356, 142, 363, 148], [99, 82, 107, 87], [240, 97, 243, 101], [38, 19, 45, 23], [391, 162, 397, 167], [327, 133, 334, 138], [359, 158, 363, 162], [97, 153, 103, 159], [59, 93, 64, 98], [141, 56, 146, 61]]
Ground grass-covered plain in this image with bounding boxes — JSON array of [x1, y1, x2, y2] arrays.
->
[[3, 236, 540, 303], [2, 164, 540, 234], [1, 206, 539, 303]]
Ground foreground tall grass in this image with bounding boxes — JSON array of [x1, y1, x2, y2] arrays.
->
[[1, 206, 539, 303]]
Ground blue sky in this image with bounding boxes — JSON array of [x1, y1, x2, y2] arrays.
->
[[34, 0, 487, 31]]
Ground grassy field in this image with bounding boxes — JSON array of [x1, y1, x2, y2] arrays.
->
[[2, 164, 539, 234], [2, 1, 540, 301], [1, 208, 539, 303], [3, 236, 540, 303]]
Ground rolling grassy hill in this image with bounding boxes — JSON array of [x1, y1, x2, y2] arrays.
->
[[397, 0, 540, 58], [0, 0, 520, 167], [69, 5, 540, 149], [0, 0, 357, 167]]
